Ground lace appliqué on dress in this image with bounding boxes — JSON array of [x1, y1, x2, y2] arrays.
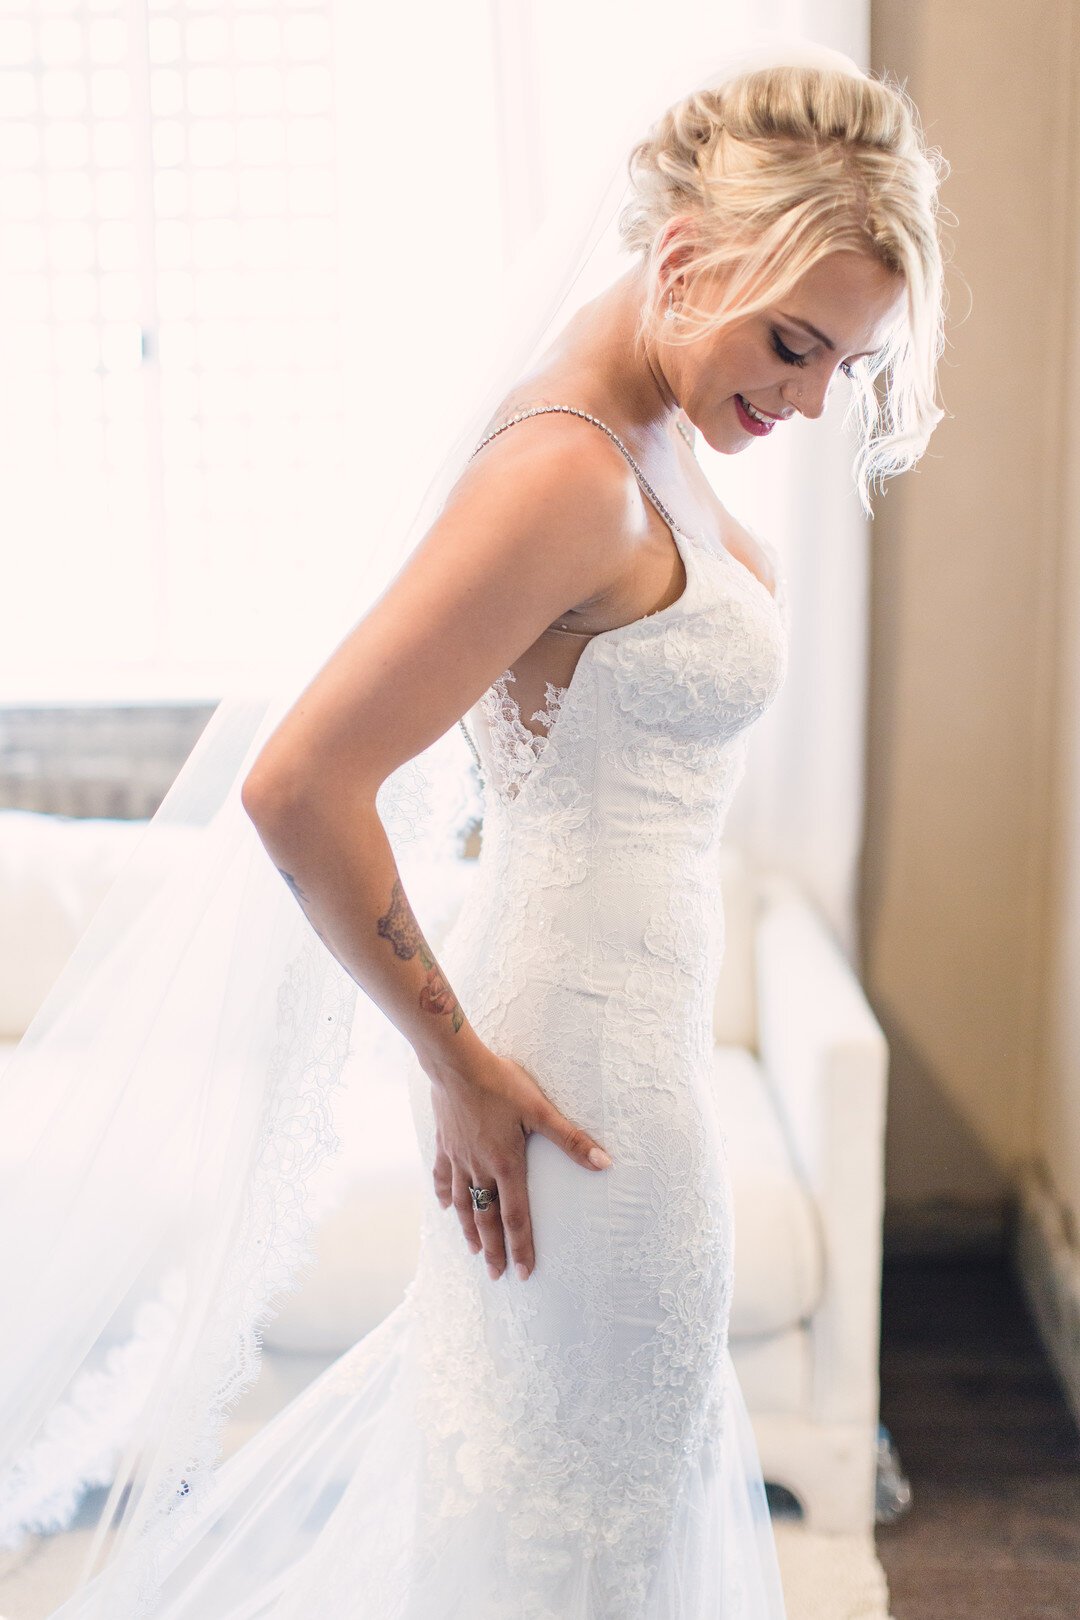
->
[[477, 667, 570, 803]]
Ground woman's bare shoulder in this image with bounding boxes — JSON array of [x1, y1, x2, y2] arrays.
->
[[472, 395, 634, 480], [457, 399, 647, 557]]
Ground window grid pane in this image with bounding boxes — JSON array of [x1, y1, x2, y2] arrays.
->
[[0, 0, 351, 683]]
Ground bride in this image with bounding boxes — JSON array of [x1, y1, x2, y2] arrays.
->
[[0, 44, 948, 1620]]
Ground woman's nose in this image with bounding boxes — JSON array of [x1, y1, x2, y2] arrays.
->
[[785, 369, 836, 421]]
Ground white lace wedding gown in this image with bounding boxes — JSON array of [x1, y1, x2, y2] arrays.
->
[[51, 407, 792, 1619]]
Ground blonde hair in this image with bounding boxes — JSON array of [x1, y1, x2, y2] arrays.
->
[[619, 63, 953, 516]]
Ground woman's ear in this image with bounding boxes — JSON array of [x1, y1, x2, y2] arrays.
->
[[658, 213, 698, 302]]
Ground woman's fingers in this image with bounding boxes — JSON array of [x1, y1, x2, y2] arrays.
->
[[429, 1050, 614, 1281], [493, 1168, 534, 1281], [447, 1151, 533, 1282], [450, 1162, 483, 1253], [471, 1180, 507, 1279], [527, 1094, 613, 1173], [431, 1141, 453, 1210], [470, 1142, 534, 1281]]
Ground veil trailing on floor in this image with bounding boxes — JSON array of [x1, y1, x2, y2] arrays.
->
[[0, 33, 865, 1618]]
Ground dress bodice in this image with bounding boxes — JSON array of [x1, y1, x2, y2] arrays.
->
[[458, 407, 791, 880], [443, 407, 791, 1048]]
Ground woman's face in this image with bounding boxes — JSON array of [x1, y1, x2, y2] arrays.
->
[[660, 249, 907, 452]]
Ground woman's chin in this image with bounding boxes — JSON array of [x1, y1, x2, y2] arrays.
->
[[697, 424, 751, 456], [683, 403, 755, 456]]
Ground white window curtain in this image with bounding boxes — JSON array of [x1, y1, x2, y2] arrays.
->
[[0, 0, 872, 951]]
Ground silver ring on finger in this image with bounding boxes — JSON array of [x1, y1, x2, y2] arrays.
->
[[469, 1183, 499, 1212]]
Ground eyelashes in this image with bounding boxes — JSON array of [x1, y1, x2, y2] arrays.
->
[[771, 329, 856, 381]]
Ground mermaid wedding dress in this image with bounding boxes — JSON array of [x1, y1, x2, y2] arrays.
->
[[47, 406, 791, 1619]]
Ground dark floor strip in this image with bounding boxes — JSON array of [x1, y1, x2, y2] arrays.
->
[[875, 1253, 1080, 1619]]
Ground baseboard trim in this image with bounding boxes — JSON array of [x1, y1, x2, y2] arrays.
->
[[882, 1198, 1010, 1260], [1012, 1163, 1080, 1435]]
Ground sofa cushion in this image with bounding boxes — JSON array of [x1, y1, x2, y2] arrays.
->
[[263, 1044, 427, 1354], [733, 1323, 812, 1414], [713, 1043, 824, 1337], [0, 810, 152, 1038], [712, 843, 759, 1050]]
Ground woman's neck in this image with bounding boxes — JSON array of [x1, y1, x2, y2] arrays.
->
[[524, 264, 681, 452]]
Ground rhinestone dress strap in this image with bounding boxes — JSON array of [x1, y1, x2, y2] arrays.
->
[[468, 404, 683, 535]]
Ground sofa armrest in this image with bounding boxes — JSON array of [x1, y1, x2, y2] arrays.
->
[[753, 874, 889, 1429]]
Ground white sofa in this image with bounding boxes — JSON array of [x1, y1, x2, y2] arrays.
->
[[0, 807, 889, 1533]]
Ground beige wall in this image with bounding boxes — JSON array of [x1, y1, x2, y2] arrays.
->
[[867, 1, 1079, 1235]]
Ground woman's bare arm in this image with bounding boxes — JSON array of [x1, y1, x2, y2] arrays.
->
[[240, 419, 639, 1076], [240, 421, 642, 1278]]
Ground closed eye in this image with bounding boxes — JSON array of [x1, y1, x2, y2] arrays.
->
[[772, 329, 856, 381]]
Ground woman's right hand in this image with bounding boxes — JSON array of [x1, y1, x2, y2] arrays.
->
[[427, 1048, 614, 1283]]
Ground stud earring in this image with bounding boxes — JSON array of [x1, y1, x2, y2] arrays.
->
[[664, 288, 676, 322]]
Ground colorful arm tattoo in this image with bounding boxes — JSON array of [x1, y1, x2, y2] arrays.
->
[[376, 877, 465, 1032]]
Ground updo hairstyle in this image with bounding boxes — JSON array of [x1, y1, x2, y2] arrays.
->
[[619, 63, 953, 513]]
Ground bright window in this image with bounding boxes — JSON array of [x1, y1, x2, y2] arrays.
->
[[0, 0, 500, 700]]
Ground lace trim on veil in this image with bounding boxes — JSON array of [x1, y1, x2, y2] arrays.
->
[[125, 934, 357, 1613], [0, 930, 357, 1616]]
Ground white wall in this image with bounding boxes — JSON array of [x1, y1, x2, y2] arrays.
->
[[868, 0, 1080, 1254]]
